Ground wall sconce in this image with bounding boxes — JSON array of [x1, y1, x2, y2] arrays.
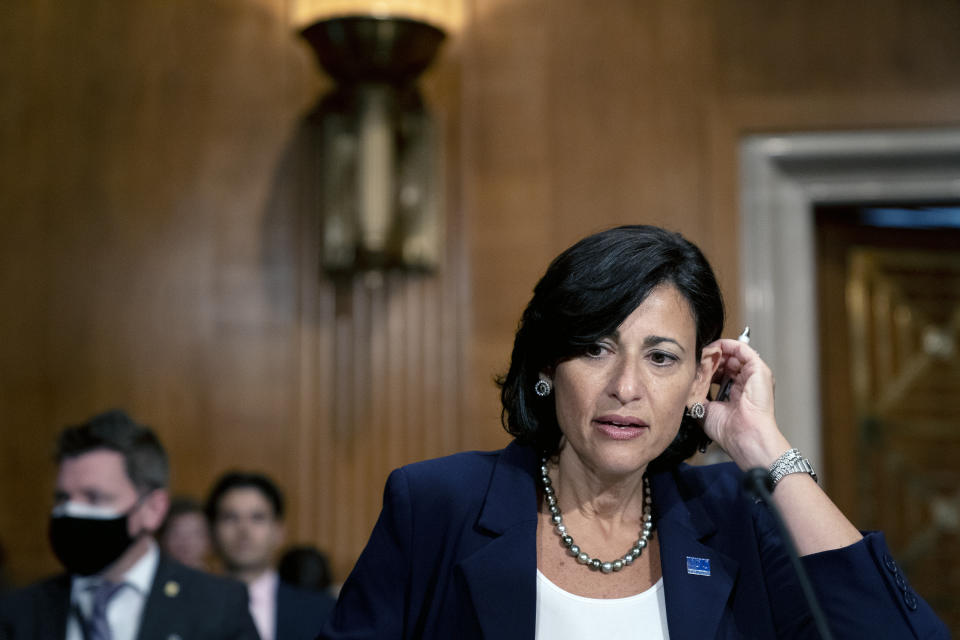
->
[[297, 2, 459, 276]]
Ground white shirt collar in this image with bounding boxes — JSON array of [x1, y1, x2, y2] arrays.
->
[[248, 568, 279, 604], [248, 569, 279, 640], [124, 539, 160, 596]]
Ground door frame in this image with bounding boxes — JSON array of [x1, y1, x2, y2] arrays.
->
[[739, 128, 960, 473]]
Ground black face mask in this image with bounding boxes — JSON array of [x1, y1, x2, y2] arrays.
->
[[48, 503, 140, 576]]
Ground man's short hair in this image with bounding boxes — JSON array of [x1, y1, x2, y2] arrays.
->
[[54, 409, 169, 494], [204, 471, 285, 522]]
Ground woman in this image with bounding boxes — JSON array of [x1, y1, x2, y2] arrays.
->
[[157, 495, 212, 571], [321, 225, 948, 639]]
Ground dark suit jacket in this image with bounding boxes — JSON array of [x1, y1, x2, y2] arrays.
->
[[321, 441, 949, 639], [0, 554, 260, 640], [275, 580, 335, 640]]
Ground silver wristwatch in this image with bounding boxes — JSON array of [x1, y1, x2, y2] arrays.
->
[[768, 448, 818, 489]]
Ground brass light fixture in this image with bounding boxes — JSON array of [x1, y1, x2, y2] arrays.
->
[[296, 1, 459, 275]]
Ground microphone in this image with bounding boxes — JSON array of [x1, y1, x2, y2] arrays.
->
[[743, 468, 835, 640], [743, 467, 774, 496]]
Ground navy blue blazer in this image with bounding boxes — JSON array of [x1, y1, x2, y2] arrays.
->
[[0, 555, 260, 640], [275, 580, 335, 639], [321, 442, 948, 639]]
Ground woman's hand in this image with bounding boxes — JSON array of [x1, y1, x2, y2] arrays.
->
[[701, 340, 864, 554], [701, 338, 792, 471]]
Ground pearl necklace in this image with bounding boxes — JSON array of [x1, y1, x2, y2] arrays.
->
[[540, 458, 654, 574]]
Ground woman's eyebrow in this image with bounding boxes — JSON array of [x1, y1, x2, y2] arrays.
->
[[643, 335, 686, 352]]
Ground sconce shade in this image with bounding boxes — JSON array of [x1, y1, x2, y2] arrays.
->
[[301, 17, 445, 86], [299, 15, 447, 276]]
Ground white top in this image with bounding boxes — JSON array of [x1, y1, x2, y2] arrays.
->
[[68, 540, 159, 640], [534, 570, 670, 640]]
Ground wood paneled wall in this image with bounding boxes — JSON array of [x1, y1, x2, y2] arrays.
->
[[2, 0, 960, 586]]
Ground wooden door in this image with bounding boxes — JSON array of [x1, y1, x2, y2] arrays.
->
[[816, 205, 960, 632]]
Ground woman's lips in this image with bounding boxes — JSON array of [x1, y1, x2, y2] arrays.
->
[[594, 415, 648, 440]]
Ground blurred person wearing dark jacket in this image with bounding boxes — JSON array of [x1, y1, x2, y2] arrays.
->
[[0, 409, 259, 640], [206, 471, 335, 640], [278, 545, 334, 595]]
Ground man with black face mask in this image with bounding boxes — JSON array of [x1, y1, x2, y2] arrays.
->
[[0, 409, 261, 640]]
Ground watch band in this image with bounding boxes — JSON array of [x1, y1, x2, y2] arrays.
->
[[768, 448, 818, 489]]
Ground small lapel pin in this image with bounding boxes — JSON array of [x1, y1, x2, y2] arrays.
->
[[686, 556, 711, 576], [164, 580, 180, 597]]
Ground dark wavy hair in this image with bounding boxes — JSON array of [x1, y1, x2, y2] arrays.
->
[[498, 225, 725, 471]]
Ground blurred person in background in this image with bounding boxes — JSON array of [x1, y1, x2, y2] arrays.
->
[[277, 544, 335, 596], [0, 409, 259, 640], [157, 495, 211, 570], [206, 471, 336, 640]]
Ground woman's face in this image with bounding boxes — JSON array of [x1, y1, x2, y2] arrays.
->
[[160, 511, 211, 570], [551, 283, 718, 479]]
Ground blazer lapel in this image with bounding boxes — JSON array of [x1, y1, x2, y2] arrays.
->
[[275, 581, 288, 639], [652, 469, 740, 640], [136, 558, 185, 640], [456, 447, 742, 639], [457, 442, 539, 640], [39, 574, 72, 639]]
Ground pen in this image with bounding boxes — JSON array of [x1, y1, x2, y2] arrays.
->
[[717, 326, 750, 401]]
